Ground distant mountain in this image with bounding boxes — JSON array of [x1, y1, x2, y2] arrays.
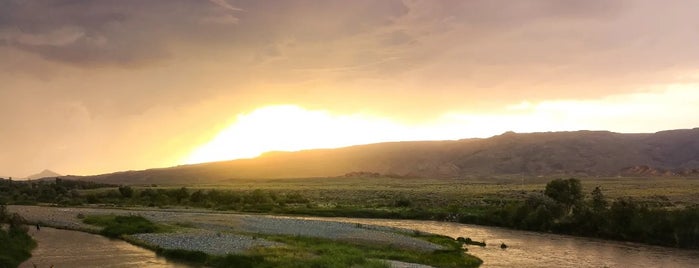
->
[[26, 169, 62, 180], [68, 128, 699, 185]]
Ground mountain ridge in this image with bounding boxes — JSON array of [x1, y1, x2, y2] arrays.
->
[[66, 128, 699, 184]]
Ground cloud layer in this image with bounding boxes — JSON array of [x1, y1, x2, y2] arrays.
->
[[1, 0, 699, 176]]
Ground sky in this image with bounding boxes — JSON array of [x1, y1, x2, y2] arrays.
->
[[1, 0, 699, 177]]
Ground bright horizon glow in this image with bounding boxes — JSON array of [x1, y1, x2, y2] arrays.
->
[[185, 86, 699, 165], [185, 105, 426, 164]]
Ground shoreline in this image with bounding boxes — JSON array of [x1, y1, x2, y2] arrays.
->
[[10, 205, 482, 268]]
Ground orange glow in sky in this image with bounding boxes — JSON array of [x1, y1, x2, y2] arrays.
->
[[185, 86, 699, 164], [3, 1, 699, 177], [185, 105, 412, 164]]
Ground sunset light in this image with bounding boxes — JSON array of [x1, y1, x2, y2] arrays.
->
[[3, 2, 699, 266], [185, 85, 699, 164], [185, 105, 412, 164], [2, 0, 699, 177]]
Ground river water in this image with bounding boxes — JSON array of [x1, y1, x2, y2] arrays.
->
[[302, 217, 699, 268], [19, 227, 188, 268], [18, 218, 699, 267]]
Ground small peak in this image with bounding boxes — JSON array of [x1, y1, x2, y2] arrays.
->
[[25, 169, 62, 180]]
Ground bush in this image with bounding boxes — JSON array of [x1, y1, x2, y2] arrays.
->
[[84, 215, 161, 238], [208, 254, 265, 268], [118, 186, 134, 198], [0, 207, 36, 268], [393, 197, 412, 207]]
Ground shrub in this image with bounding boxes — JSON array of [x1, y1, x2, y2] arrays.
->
[[118, 186, 134, 198], [0, 208, 36, 267], [84, 215, 160, 238]]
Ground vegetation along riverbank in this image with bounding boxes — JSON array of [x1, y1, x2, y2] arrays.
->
[[8, 205, 482, 268], [0, 204, 37, 268], [1, 176, 698, 250]]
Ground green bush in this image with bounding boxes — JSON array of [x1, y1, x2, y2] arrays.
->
[[84, 215, 161, 238], [0, 225, 37, 267], [207, 254, 266, 268]]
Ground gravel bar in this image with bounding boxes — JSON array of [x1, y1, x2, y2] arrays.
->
[[131, 231, 282, 255], [237, 215, 443, 251], [9, 205, 444, 253]]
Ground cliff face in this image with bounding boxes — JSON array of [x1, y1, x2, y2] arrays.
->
[[71, 128, 699, 184]]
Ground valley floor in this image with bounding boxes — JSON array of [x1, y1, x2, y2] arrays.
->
[[9, 205, 481, 268]]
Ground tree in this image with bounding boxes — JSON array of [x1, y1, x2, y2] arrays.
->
[[173, 187, 189, 203], [544, 178, 583, 207], [118, 186, 134, 198], [0, 203, 7, 223], [608, 198, 641, 240], [140, 188, 156, 198], [520, 194, 564, 231], [591, 186, 607, 212], [190, 190, 205, 203]]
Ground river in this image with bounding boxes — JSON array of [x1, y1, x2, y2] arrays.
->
[[301, 217, 699, 268], [17, 217, 699, 267], [19, 227, 188, 268]]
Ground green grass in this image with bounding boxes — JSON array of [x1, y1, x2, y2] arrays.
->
[[411, 232, 464, 250], [83, 214, 169, 238], [157, 234, 481, 268], [0, 228, 37, 268], [80, 213, 481, 267], [127, 232, 480, 268], [252, 235, 481, 268]]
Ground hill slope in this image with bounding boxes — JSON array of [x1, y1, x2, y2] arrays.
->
[[70, 128, 699, 184]]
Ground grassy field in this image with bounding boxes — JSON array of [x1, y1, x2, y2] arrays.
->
[[138, 176, 699, 208], [70, 176, 699, 221]]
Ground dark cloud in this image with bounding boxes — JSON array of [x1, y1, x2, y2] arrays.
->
[[0, 0, 410, 67], [2, 0, 699, 176], [0, 0, 242, 66], [2, 0, 697, 103]]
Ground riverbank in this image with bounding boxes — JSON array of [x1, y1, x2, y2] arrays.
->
[[4, 177, 699, 251], [9, 205, 482, 268], [1, 203, 37, 268], [0, 224, 36, 268]]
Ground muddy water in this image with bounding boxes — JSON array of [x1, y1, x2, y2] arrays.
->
[[307, 217, 699, 268], [19, 227, 190, 268]]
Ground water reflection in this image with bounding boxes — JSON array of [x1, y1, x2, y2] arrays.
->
[[18, 218, 699, 267], [20, 227, 189, 268], [304, 217, 699, 268]]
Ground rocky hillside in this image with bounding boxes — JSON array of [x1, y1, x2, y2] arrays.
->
[[69, 128, 699, 184]]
